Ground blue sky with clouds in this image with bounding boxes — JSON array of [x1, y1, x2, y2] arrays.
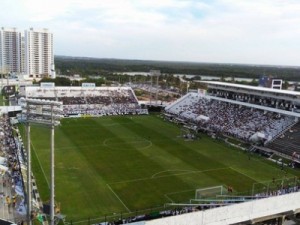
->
[[2, 0, 300, 66]]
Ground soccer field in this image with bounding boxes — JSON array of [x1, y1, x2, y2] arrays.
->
[[20, 114, 300, 222]]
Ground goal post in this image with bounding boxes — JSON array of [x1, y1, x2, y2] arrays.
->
[[195, 185, 228, 199]]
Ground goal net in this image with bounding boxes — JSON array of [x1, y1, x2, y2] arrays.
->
[[195, 185, 228, 199]]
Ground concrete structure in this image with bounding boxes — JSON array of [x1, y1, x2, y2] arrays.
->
[[24, 28, 54, 79], [202, 81, 300, 116], [0, 106, 22, 114], [0, 27, 54, 80], [0, 27, 22, 74], [129, 192, 300, 225]]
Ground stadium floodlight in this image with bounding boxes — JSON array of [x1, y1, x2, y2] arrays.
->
[[22, 98, 63, 225], [149, 70, 161, 106]]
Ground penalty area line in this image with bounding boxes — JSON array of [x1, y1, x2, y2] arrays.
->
[[106, 184, 131, 213], [31, 142, 50, 188], [229, 167, 260, 182], [164, 194, 174, 203]]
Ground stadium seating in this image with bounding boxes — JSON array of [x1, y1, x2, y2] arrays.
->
[[208, 89, 299, 113], [23, 87, 147, 116], [165, 93, 295, 143], [267, 122, 300, 159]]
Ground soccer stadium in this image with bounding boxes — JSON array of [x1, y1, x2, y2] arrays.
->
[[1, 81, 300, 225]]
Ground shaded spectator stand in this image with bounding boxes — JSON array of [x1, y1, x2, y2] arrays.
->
[[22, 98, 63, 225]]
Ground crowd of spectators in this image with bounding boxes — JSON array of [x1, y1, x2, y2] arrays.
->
[[96, 182, 300, 225], [130, 83, 179, 96], [22, 87, 148, 117], [208, 89, 300, 113], [97, 207, 195, 225], [165, 93, 295, 142], [62, 104, 148, 117], [0, 114, 26, 221], [267, 123, 300, 159], [255, 183, 300, 198]]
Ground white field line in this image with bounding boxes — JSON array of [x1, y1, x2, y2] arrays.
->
[[153, 167, 230, 179], [164, 194, 174, 203], [165, 188, 196, 196], [103, 138, 153, 150], [151, 169, 198, 178], [229, 167, 259, 182], [38, 138, 153, 151], [38, 143, 104, 151], [31, 142, 50, 188], [64, 122, 132, 128], [102, 122, 132, 127], [110, 167, 230, 185], [163, 188, 195, 204], [106, 184, 131, 213]]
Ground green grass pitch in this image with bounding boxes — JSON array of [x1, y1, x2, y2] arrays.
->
[[19, 114, 300, 222]]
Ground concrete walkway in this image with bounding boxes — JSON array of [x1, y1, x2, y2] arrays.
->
[[0, 174, 26, 224]]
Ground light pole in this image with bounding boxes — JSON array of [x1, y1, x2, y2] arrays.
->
[[26, 113, 31, 225], [22, 98, 63, 225], [150, 70, 161, 106]]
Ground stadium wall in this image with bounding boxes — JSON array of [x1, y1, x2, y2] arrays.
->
[[0, 106, 22, 114], [131, 192, 300, 225], [164, 93, 192, 111]]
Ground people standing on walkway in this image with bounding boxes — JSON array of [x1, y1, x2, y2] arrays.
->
[[12, 194, 16, 208], [6, 195, 11, 213]]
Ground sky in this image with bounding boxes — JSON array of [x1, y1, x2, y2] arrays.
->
[[2, 0, 300, 66]]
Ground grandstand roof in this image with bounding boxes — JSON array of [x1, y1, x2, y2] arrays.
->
[[201, 81, 300, 97]]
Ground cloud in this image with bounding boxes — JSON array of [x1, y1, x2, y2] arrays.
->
[[2, 0, 300, 65]]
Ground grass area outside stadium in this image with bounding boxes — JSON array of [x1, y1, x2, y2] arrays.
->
[[18, 114, 300, 223]]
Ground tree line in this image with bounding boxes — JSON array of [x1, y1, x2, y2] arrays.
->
[[55, 56, 300, 81]]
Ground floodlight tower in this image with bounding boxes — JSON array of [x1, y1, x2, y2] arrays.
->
[[22, 98, 63, 225], [149, 70, 161, 105]]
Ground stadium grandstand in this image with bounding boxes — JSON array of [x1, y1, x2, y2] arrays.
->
[[1, 81, 299, 225], [164, 81, 300, 164], [18, 85, 148, 117]]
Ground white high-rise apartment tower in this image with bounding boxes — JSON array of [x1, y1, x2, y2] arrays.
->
[[24, 28, 55, 78], [0, 27, 22, 74]]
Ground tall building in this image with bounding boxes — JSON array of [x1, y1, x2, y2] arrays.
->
[[24, 28, 54, 78], [0, 27, 22, 74]]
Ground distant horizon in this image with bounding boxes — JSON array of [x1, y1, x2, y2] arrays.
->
[[55, 55, 300, 69]]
